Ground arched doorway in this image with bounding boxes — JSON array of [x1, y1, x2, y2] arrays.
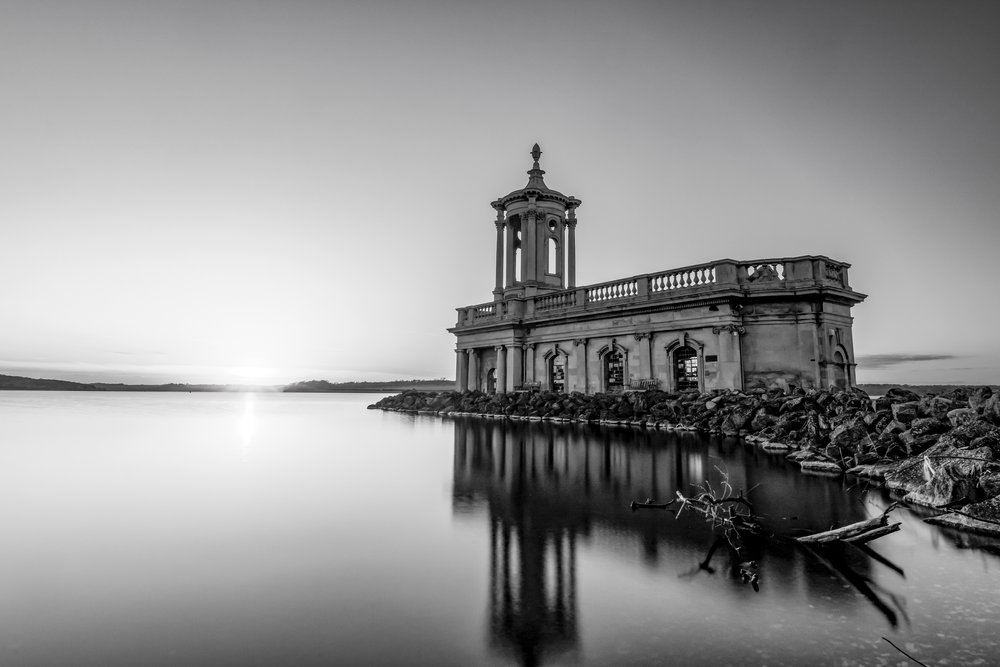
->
[[832, 351, 848, 389], [604, 350, 624, 392], [486, 368, 497, 394], [674, 346, 699, 391], [549, 354, 566, 393]]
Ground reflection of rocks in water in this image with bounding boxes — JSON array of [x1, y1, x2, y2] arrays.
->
[[451, 418, 888, 664]]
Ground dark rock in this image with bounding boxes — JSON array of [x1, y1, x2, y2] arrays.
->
[[918, 395, 953, 420], [890, 401, 919, 425], [899, 430, 939, 456], [885, 387, 920, 403], [750, 410, 777, 432], [909, 417, 950, 437], [886, 432, 996, 507], [969, 386, 994, 412], [947, 408, 978, 429]]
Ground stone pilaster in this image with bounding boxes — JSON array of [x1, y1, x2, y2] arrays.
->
[[574, 338, 588, 393], [510, 344, 523, 390], [496, 346, 507, 394], [457, 349, 469, 391], [467, 349, 478, 392]]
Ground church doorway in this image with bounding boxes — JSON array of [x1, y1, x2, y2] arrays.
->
[[604, 351, 624, 392], [486, 368, 497, 394], [550, 355, 566, 393], [674, 346, 699, 391]]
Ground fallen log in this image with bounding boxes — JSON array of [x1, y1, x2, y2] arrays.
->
[[797, 504, 899, 544]]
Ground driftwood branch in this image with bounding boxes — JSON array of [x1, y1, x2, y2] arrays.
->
[[629, 497, 677, 512], [881, 637, 928, 667], [797, 504, 900, 545]]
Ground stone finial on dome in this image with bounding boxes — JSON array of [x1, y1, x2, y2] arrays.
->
[[526, 142, 546, 188]]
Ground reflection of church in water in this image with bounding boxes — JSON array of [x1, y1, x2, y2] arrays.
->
[[452, 418, 876, 666], [451, 145, 866, 395]]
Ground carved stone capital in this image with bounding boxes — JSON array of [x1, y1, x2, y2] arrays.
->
[[712, 324, 746, 336], [573, 338, 587, 347], [633, 332, 650, 341]]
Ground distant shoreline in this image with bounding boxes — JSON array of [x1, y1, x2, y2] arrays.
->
[[0, 373, 455, 394], [0, 373, 995, 396]]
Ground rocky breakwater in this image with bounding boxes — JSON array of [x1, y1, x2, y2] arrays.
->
[[370, 386, 1000, 536]]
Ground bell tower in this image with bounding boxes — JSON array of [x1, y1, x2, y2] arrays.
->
[[491, 144, 581, 300]]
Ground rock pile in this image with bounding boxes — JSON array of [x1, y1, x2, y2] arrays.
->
[[371, 386, 1000, 535]]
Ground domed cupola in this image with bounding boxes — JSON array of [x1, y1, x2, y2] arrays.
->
[[489, 144, 581, 299]]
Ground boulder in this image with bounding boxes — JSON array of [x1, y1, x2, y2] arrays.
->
[[909, 417, 950, 437], [829, 416, 869, 450], [750, 410, 777, 432], [980, 394, 1000, 425], [925, 496, 1000, 537], [886, 433, 996, 507], [947, 408, 978, 429], [890, 401, 919, 425], [885, 387, 920, 403], [918, 396, 953, 420], [969, 386, 994, 412], [899, 430, 939, 456]]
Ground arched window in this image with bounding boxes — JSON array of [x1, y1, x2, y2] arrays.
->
[[832, 350, 848, 389], [674, 346, 699, 391], [486, 368, 497, 394], [549, 354, 566, 392], [547, 237, 558, 274], [604, 350, 624, 392]]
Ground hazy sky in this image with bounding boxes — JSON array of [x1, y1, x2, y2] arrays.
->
[[2, 0, 998, 385]]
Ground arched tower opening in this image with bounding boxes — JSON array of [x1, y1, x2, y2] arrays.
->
[[491, 144, 581, 300]]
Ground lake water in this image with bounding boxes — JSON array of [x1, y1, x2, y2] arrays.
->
[[1, 391, 998, 666]]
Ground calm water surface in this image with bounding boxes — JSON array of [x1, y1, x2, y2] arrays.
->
[[0, 391, 997, 666]]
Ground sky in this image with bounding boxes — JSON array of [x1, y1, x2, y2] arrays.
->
[[2, 0, 998, 385]]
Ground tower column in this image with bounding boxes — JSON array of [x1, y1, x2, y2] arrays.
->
[[493, 211, 504, 298], [496, 346, 507, 394], [567, 216, 577, 288], [523, 208, 536, 285], [505, 219, 517, 287]]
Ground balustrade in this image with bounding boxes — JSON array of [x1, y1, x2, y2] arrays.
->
[[649, 265, 717, 292], [535, 290, 577, 311], [473, 303, 496, 319], [586, 279, 638, 303], [455, 256, 853, 328]]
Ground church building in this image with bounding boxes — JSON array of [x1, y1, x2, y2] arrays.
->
[[450, 145, 866, 395]]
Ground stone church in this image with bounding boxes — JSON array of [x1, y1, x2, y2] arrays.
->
[[450, 145, 866, 395]]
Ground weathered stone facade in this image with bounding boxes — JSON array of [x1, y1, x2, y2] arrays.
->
[[450, 145, 866, 394]]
